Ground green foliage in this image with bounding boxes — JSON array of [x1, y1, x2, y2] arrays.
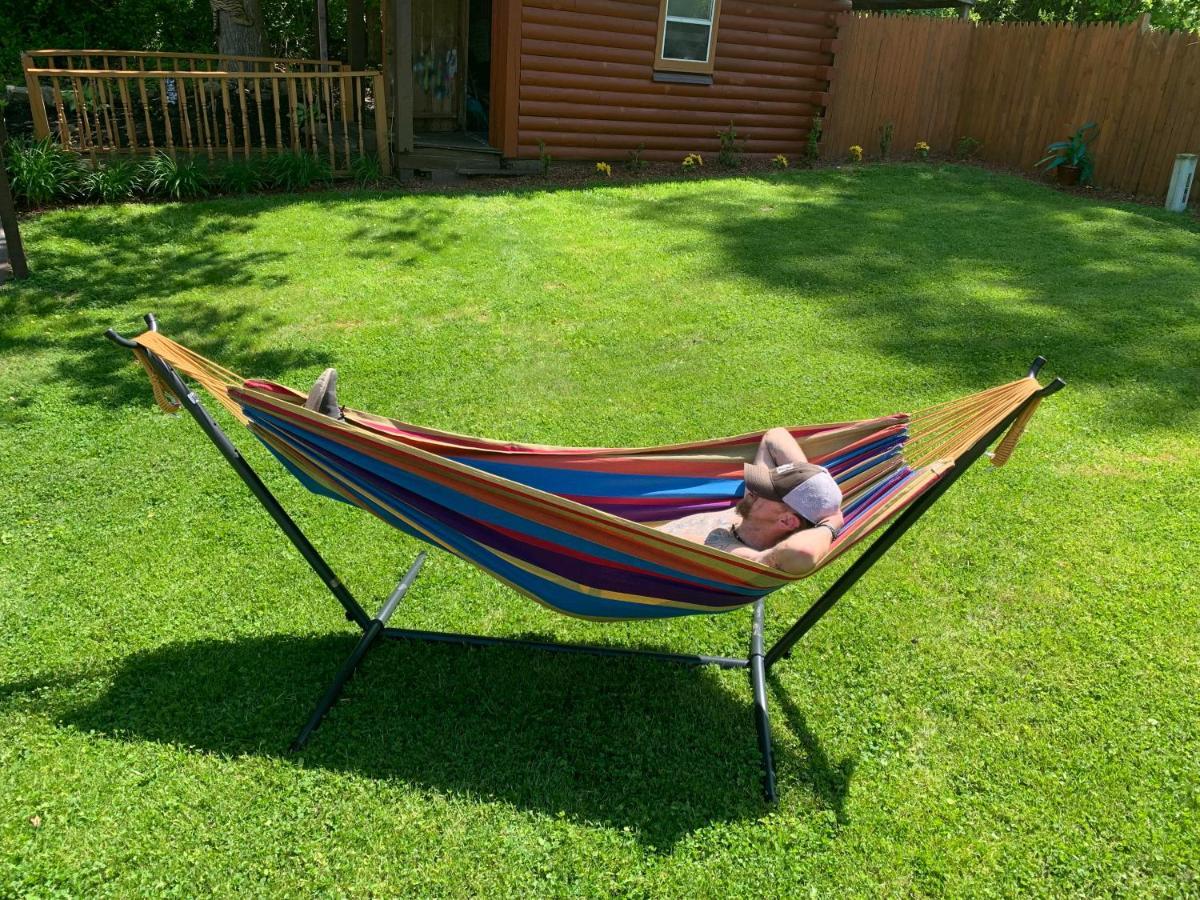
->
[[536, 139, 552, 177], [350, 154, 382, 186], [140, 151, 209, 200], [804, 115, 823, 166], [879, 121, 895, 160], [215, 160, 264, 195], [3, 137, 83, 206], [971, 0, 1199, 31], [716, 122, 743, 169], [264, 151, 331, 191], [1036, 121, 1098, 183], [625, 143, 646, 174], [1, 0, 352, 87], [955, 135, 983, 160], [82, 159, 143, 203]]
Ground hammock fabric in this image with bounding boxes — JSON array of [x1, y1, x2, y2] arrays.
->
[[127, 330, 1047, 622]]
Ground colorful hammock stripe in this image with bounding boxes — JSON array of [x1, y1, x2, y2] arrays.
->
[[127, 332, 1040, 621]]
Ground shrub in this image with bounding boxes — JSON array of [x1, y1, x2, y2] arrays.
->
[[537, 140, 551, 177], [772, 154, 789, 170], [216, 160, 263, 195], [804, 115, 822, 166], [1036, 122, 1099, 185], [5, 138, 84, 206], [82, 159, 142, 203], [716, 122, 742, 168], [681, 153, 704, 170], [625, 143, 646, 174], [350, 154, 382, 186], [955, 136, 982, 160], [595, 161, 612, 177], [914, 140, 930, 162], [264, 151, 331, 191], [879, 122, 895, 159], [140, 152, 210, 200], [848, 145, 863, 163]]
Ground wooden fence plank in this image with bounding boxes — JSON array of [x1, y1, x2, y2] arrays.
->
[[823, 14, 1200, 198]]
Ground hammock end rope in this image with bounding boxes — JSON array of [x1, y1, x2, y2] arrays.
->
[[990, 393, 1043, 467], [132, 347, 182, 414]]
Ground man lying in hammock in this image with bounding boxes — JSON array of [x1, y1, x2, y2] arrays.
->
[[657, 428, 844, 575]]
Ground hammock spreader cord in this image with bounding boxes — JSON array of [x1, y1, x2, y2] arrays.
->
[[134, 332, 248, 423]]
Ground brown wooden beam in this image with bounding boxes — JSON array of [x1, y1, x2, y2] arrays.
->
[[348, 0, 367, 70], [0, 119, 30, 280], [391, 0, 413, 153]]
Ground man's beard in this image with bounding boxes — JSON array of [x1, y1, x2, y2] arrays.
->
[[735, 495, 755, 518]]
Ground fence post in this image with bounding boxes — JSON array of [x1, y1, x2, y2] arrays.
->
[[0, 118, 30, 279], [373, 72, 392, 174], [21, 54, 51, 140]]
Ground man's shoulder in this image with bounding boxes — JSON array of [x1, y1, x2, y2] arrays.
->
[[703, 526, 742, 553]]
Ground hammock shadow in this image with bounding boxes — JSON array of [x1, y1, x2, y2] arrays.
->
[[60, 631, 848, 847], [768, 672, 855, 825]]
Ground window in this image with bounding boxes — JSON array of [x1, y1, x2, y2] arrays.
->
[[655, 0, 722, 75]]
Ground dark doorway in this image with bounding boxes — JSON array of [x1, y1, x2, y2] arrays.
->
[[466, 0, 492, 135]]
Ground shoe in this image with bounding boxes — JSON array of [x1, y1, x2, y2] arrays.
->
[[304, 368, 344, 420]]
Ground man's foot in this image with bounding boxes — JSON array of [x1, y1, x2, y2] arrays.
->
[[304, 367, 344, 420]]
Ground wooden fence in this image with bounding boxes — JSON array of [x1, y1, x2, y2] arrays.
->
[[822, 15, 1200, 198], [22, 51, 390, 175]]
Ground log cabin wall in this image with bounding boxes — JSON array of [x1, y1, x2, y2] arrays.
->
[[492, 0, 848, 162]]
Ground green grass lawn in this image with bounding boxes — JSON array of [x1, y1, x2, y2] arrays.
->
[[1, 165, 1197, 896]]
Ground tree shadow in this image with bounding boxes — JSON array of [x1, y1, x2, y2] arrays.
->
[[50, 630, 853, 848], [0, 193, 466, 410], [335, 205, 459, 263], [631, 166, 1200, 427]]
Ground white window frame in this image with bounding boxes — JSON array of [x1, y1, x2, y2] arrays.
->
[[654, 0, 722, 75]]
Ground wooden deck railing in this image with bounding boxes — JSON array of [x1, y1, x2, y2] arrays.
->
[[22, 51, 390, 175], [24, 49, 333, 74]]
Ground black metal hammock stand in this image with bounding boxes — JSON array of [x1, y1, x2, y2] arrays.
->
[[107, 314, 1064, 802]]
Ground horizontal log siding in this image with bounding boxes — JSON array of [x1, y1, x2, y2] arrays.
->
[[515, 0, 848, 161]]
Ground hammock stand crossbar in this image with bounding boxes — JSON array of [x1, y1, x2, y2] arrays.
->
[[106, 315, 1064, 803]]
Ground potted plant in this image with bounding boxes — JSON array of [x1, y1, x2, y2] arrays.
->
[[1036, 122, 1098, 186]]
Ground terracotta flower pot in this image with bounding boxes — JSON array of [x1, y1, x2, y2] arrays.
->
[[1056, 165, 1082, 186]]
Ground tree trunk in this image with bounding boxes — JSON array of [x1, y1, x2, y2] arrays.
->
[[212, 0, 265, 60]]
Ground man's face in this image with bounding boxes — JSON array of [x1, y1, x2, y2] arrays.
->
[[737, 492, 802, 535]]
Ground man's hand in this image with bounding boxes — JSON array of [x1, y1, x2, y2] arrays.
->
[[755, 510, 843, 576]]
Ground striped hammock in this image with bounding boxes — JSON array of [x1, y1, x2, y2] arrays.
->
[[128, 331, 1047, 621]]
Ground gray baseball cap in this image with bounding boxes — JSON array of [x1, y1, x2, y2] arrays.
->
[[743, 461, 842, 525]]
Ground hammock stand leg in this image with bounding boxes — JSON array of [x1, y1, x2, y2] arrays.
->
[[764, 372, 1066, 671], [291, 552, 427, 751], [105, 322, 429, 749], [750, 599, 777, 803]]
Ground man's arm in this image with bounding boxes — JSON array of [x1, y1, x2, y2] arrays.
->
[[731, 511, 845, 575], [754, 427, 809, 469]]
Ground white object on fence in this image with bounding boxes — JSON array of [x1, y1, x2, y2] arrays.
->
[[1165, 154, 1197, 213]]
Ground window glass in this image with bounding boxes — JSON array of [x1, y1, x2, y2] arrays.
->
[[666, 0, 714, 19], [662, 22, 712, 62]]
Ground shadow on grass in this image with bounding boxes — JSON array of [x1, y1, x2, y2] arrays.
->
[[634, 166, 1200, 426], [57, 630, 852, 847], [0, 195, 461, 409]]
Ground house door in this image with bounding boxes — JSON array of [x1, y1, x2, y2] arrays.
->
[[411, 0, 467, 132]]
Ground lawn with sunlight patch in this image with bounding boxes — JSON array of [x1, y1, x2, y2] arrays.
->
[[1, 165, 1197, 895]]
